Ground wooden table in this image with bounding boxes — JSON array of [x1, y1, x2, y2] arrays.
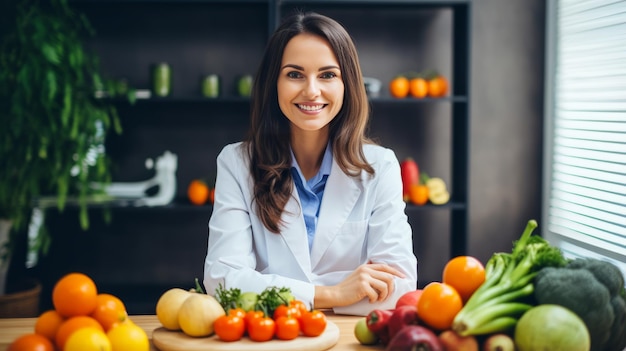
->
[[0, 313, 377, 351]]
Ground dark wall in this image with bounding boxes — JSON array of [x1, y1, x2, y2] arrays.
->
[[10, 0, 547, 314]]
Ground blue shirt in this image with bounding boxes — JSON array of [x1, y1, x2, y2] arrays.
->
[[290, 144, 333, 252]]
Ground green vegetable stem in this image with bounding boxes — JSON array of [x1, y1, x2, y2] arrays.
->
[[452, 219, 568, 336]]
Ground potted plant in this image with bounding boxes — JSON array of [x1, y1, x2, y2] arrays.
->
[[0, 0, 129, 314]]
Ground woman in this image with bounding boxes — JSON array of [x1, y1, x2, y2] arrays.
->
[[203, 12, 417, 315]]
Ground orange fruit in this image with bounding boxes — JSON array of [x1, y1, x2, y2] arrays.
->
[[8, 333, 54, 351], [443, 255, 486, 303], [428, 75, 448, 97], [55, 315, 103, 350], [389, 76, 410, 98], [409, 77, 428, 98], [417, 282, 463, 330], [90, 293, 128, 331], [187, 179, 209, 205], [107, 320, 150, 351], [408, 184, 429, 205], [64, 327, 111, 351], [34, 309, 65, 342], [52, 272, 98, 318]]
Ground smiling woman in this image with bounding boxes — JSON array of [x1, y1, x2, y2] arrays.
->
[[203, 11, 417, 316]]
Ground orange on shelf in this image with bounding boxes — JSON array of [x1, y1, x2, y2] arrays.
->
[[187, 179, 210, 205]]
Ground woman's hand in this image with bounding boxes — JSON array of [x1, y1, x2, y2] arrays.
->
[[314, 262, 405, 309]]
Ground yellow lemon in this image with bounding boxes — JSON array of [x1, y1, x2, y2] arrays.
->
[[107, 320, 150, 351], [64, 327, 112, 351]]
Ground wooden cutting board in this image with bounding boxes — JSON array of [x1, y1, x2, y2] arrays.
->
[[152, 321, 340, 351]]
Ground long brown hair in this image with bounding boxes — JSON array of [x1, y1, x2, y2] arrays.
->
[[245, 11, 374, 233]]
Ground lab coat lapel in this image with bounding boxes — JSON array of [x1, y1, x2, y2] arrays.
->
[[276, 192, 312, 279], [310, 160, 361, 269]]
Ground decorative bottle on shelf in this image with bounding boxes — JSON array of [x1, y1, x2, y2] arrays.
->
[[152, 63, 171, 97]]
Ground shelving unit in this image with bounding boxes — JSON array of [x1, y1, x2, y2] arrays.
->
[[39, 0, 471, 313]]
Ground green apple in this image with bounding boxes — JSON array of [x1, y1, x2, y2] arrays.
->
[[237, 74, 253, 97], [236, 291, 258, 311], [354, 317, 378, 345]]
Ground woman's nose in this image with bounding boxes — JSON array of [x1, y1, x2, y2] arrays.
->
[[302, 79, 320, 98]]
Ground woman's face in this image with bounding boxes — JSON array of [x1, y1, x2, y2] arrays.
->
[[277, 33, 344, 134]]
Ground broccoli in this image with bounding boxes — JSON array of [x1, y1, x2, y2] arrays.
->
[[452, 220, 568, 336], [534, 258, 626, 351]]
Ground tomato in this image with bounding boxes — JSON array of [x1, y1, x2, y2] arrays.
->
[[443, 256, 486, 303], [273, 304, 301, 320], [228, 307, 246, 319], [275, 316, 300, 340], [417, 282, 462, 330], [244, 310, 264, 330], [8, 333, 54, 351], [409, 77, 428, 98], [300, 310, 327, 337], [214, 315, 245, 342], [290, 300, 309, 315], [428, 75, 448, 97], [389, 76, 410, 98], [247, 316, 276, 342], [408, 184, 429, 206], [400, 158, 420, 202]]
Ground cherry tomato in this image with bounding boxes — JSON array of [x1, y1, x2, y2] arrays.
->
[[300, 310, 327, 337], [273, 304, 301, 320], [275, 316, 300, 340], [214, 315, 245, 342], [247, 316, 276, 342], [290, 300, 309, 315], [244, 310, 264, 331], [228, 307, 246, 319]]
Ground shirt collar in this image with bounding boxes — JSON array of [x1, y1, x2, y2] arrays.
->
[[290, 142, 333, 179]]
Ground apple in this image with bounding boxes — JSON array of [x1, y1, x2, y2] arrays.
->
[[354, 317, 378, 345], [237, 74, 253, 97], [395, 289, 423, 309]]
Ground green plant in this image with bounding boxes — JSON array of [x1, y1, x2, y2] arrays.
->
[[0, 0, 130, 288]]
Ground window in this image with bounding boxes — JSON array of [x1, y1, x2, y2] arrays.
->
[[542, 0, 626, 275]]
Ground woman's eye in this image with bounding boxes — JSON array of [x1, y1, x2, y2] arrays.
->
[[287, 71, 302, 79], [320, 72, 337, 79]]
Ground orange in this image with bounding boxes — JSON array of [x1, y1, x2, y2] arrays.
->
[[107, 320, 150, 351], [52, 272, 98, 318], [8, 333, 54, 351], [55, 315, 103, 350], [428, 75, 448, 97], [90, 293, 128, 331], [187, 179, 209, 205], [417, 282, 463, 330], [443, 255, 486, 303], [64, 327, 112, 351], [389, 76, 410, 98], [408, 184, 429, 205], [34, 309, 65, 342], [409, 77, 428, 98]]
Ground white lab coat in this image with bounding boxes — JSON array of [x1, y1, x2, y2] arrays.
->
[[203, 142, 418, 316]]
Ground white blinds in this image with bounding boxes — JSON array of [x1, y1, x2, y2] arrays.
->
[[543, 0, 626, 273]]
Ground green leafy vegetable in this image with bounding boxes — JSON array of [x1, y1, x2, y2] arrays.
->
[[452, 219, 568, 336]]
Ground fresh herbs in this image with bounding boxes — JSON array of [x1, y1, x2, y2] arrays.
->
[[215, 284, 294, 318]]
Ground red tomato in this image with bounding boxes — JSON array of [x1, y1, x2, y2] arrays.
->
[[247, 316, 276, 342], [290, 300, 309, 315], [400, 158, 420, 201], [214, 315, 245, 342], [273, 305, 301, 320], [275, 316, 300, 340], [228, 307, 246, 319], [244, 310, 264, 331], [300, 310, 327, 337]]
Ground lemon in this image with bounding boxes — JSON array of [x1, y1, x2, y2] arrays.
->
[[64, 327, 112, 351], [107, 320, 150, 351]]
